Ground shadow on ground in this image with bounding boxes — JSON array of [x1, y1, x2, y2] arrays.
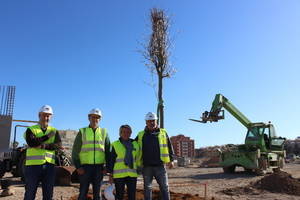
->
[[169, 171, 257, 180]]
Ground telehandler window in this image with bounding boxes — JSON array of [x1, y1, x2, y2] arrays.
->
[[246, 127, 262, 140]]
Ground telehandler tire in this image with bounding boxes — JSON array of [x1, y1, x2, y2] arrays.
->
[[223, 165, 236, 173], [243, 168, 253, 173], [11, 151, 26, 178]]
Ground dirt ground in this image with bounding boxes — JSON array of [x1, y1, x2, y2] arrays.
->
[[1, 163, 300, 200]]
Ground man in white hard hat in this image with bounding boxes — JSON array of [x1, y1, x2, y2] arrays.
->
[[136, 112, 174, 200], [23, 105, 62, 200], [72, 108, 111, 200]]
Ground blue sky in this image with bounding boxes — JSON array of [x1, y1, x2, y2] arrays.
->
[[1, 0, 300, 147]]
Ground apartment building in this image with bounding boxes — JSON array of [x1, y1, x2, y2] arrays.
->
[[170, 134, 195, 158]]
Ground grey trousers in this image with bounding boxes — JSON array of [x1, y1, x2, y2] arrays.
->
[[142, 165, 170, 200]]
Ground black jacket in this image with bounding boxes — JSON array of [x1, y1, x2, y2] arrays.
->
[[135, 127, 174, 167]]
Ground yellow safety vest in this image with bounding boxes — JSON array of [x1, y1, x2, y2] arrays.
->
[[137, 128, 170, 166], [112, 140, 139, 179], [79, 127, 107, 165], [25, 125, 56, 166]]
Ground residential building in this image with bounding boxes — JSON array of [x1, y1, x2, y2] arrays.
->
[[170, 134, 195, 158]]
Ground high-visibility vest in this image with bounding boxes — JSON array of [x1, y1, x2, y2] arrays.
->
[[79, 127, 107, 165], [137, 128, 170, 166], [112, 140, 139, 179], [24, 125, 56, 166]]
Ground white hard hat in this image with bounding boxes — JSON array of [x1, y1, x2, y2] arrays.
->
[[39, 105, 53, 114], [88, 108, 102, 117], [104, 184, 115, 200], [145, 112, 158, 120]]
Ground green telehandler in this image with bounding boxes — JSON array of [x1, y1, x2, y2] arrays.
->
[[190, 94, 286, 175]]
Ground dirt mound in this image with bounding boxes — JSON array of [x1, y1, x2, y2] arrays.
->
[[70, 188, 213, 200], [221, 171, 300, 197], [253, 171, 300, 196]]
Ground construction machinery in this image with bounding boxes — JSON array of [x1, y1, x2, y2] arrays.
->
[[0, 86, 73, 184], [190, 94, 286, 175]]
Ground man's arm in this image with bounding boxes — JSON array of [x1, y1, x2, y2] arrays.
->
[[104, 132, 111, 165], [166, 133, 175, 161], [44, 130, 62, 150], [25, 128, 49, 147], [107, 145, 117, 174], [72, 131, 82, 169]]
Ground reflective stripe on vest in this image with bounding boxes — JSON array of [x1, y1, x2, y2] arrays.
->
[[112, 140, 139, 179], [82, 141, 104, 145], [80, 147, 104, 152], [26, 153, 56, 161], [25, 125, 56, 166], [79, 127, 106, 165], [113, 168, 137, 174], [137, 128, 170, 166]]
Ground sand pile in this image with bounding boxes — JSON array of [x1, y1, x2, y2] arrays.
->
[[222, 171, 300, 196], [253, 171, 300, 196]]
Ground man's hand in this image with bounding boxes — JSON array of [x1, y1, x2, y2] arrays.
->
[[77, 168, 85, 175], [108, 174, 113, 184], [55, 143, 64, 150], [168, 161, 174, 169]]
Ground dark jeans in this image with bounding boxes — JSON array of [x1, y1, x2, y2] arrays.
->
[[143, 165, 170, 200], [114, 177, 137, 200], [24, 163, 56, 200], [78, 165, 104, 200]]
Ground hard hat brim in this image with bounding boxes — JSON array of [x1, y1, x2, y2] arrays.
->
[[88, 113, 101, 117], [39, 111, 53, 115]]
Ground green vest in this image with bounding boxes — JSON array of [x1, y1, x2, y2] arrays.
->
[[112, 140, 139, 179], [137, 128, 170, 166], [25, 125, 56, 166], [79, 127, 107, 165]]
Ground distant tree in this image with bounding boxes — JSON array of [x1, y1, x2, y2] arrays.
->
[[141, 8, 176, 128]]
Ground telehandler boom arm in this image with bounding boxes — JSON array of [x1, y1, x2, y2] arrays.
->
[[190, 94, 252, 129]]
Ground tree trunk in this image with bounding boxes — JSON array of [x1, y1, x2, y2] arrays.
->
[[158, 75, 164, 128]]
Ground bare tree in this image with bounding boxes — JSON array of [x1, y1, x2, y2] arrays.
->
[[142, 8, 176, 128]]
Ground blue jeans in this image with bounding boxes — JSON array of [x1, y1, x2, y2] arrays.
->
[[78, 165, 104, 200], [24, 163, 55, 200], [143, 165, 170, 200], [114, 177, 137, 200]]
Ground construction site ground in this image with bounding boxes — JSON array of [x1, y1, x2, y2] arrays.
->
[[1, 163, 300, 200]]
